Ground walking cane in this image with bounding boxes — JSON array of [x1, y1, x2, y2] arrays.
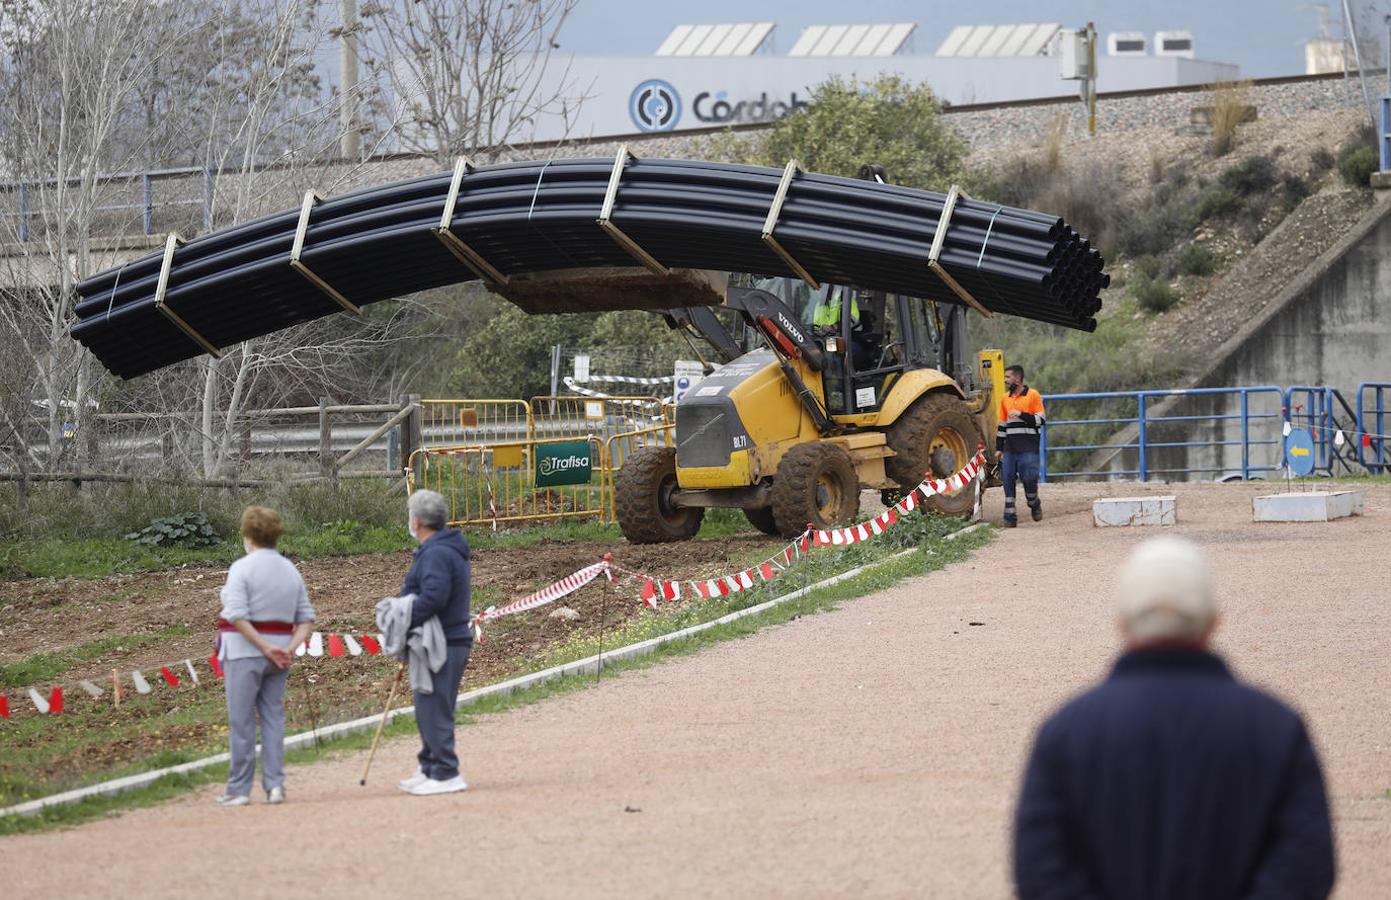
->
[[360, 661, 406, 786]]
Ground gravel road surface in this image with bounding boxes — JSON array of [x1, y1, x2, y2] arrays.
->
[[7, 482, 1388, 899]]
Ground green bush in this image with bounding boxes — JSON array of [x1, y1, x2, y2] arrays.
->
[[1131, 275, 1180, 313], [1281, 173, 1311, 212], [1218, 155, 1277, 197], [1134, 255, 1163, 279], [125, 512, 221, 548], [1195, 184, 1242, 221], [1115, 195, 1194, 257], [1337, 143, 1378, 187], [1310, 147, 1335, 172], [1174, 243, 1216, 277]]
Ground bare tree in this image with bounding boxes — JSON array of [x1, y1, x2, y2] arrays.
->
[[357, 0, 586, 164], [0, 0, 425, 478], [0, 0, 185, 471], [133, 0, 422, 478]]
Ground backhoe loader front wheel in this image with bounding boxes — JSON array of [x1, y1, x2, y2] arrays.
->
[[615, 446, 704, 544], [771, 443, 860, 538], [885, 393, 983, 518]]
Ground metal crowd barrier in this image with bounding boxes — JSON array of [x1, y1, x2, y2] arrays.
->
[[1038, 386, 1286, 482]]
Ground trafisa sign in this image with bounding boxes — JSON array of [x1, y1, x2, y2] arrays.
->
[[628, 80, 808, 132], [535, 440, 593, 487]]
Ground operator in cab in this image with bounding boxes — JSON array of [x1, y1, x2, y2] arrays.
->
[[994, 363, 1046, 528], [809, 285, 871, 414]]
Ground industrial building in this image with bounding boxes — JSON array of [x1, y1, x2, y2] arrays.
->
[[528, 22, 1240, 142]]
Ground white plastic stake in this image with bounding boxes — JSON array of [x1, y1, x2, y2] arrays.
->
[[28, 687, 50, 714], [308, 632, 324, 657], [183, 659, 199, 686], [131, 670, 152, 694], [343, 634, 363, 657], [78, 680, 104, 698]]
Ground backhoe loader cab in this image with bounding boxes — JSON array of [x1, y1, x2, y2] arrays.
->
[[616, 276, 1005, 542]]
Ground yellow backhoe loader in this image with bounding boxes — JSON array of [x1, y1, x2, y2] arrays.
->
[[615, 278, 1004, 541]]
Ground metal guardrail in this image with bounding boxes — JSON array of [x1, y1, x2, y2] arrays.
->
[[1039, 386, 1288, 482], [1355, 382, 1391, 473], [1041, 383, 1391, 482], [3, 167, 213, 241]]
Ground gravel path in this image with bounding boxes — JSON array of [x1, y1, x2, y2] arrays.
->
[[6, 482, 1388, 899]]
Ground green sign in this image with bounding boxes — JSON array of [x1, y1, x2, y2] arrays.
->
[[535, 440, 593, 487]]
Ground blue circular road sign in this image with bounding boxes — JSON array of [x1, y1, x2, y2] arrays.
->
[[1284, 427, 1315, 476]]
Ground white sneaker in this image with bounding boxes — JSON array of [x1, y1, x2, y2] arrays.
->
[[398, 768, 428, 792], [215, 793, 250, 807], [407, 775, 467, 796], [266, 786, 285, 804]]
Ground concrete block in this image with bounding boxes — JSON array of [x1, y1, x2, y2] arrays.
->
[[1253, 491, 1364, 522], [1093, 496, 1177, 527]]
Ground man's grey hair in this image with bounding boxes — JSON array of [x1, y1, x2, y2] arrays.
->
[[1115, 536, 1217, 643], [408, 489, 449, 532]]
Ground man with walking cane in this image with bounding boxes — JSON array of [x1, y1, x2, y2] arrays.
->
[[376, 489, 473, 796]]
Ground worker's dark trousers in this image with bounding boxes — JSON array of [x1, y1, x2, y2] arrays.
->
[[414, 644, 470, 781], [1001, 451, 1041, 523]]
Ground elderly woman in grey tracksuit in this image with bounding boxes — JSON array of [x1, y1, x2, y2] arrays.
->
[[215, 506, 316, 807]]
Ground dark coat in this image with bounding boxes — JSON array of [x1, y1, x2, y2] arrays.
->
[[401, 528, 472, 645], [1014, 648, 1334, 900]]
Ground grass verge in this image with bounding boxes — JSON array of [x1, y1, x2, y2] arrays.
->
[[0, 515, 990, 836], [2, 509, 755, 581]]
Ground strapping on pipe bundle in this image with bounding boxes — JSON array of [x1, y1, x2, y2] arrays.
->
[[72, 151, 1108, 379]]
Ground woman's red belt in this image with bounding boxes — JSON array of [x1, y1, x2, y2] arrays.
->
[[215, 618, 294, 633]]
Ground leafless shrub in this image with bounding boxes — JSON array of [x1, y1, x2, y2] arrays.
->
[[1210, 80, 1253, 157]]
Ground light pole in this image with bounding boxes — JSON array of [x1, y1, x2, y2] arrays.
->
[[340, 0, 361, 162]]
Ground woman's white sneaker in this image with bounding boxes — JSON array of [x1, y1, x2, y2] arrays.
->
[[407, 775, 467, 796], [266, 786, 286, 804], [398, 769, 429, 792], [215, 793, 250, 807]]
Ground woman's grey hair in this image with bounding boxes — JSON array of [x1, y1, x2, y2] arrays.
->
[[407, 489, 449, 532]]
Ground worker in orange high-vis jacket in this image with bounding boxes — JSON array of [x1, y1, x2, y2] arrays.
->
[[995, 364, 1046, 528]]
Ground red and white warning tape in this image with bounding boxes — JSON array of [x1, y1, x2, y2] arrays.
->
[[3, 452, 987, 721], [470, 559, 612, 642]]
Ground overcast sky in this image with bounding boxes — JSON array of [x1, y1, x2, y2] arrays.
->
[[555, 0, 1391, 78]]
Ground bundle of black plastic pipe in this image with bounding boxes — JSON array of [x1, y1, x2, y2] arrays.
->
[[72, 157, 1108, 379]]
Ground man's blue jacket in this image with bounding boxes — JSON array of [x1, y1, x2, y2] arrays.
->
[[1014, 648, 1334, 899], [401, 528, 472, 645]]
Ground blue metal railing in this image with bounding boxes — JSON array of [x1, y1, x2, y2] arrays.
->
[[1356, 382, 1391, 472], [1039, 386, 1287, 482], [3, 167, 214, 242]]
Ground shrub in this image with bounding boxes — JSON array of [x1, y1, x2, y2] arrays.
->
[[1281, 173, 1311, 212], [1219, 155, 1277, 197], [1042, 113, 1068, 173], [125, 512, 221, 548], [1310, 147, 1335, 172], [1195, 184, 1242, 221], [1134, 255, 1163, 279], [1174, 243, 1216, 276], [1116, 195, 1195, 257], [1209, 80, 1254, 156], [1337, 143, 1378, 187], [1131, 274, 1180, 313]]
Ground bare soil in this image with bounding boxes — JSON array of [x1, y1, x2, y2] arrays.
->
[[0, 533, 780, 779], [4, 482, 1388, 898]]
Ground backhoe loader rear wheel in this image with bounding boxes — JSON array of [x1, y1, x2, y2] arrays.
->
[[743, 506, 781, 536], [771, 442, 860, 538], [885, 393, 982, 519], [615, 446, 704, 543]]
